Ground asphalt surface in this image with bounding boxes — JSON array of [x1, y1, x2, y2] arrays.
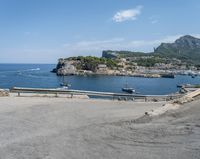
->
[[0, 97, 199, 159]]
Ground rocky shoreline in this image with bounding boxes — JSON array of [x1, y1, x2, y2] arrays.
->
[[53, 71, 174, 78], [51, 59, 175, 78]]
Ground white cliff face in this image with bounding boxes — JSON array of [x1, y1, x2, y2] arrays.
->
[[57, 63, 77, 75]]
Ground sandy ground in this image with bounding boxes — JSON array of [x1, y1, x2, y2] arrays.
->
[[0, 96, 199, 159]]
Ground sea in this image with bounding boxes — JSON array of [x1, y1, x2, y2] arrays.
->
[[0, 64, 200, 95]]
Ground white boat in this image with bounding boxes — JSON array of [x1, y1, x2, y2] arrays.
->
[[60, 76, 71, 87], [56, 86, 68, 90]]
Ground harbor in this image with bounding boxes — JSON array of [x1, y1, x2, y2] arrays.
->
[[1, 0, 200, 158], [1, 64, 200, 96]]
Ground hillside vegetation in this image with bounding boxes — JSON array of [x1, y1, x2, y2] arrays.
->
[[103, 35, 200, 65], [66, 56, 118, 72]]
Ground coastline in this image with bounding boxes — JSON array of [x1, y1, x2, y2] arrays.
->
[[54, 71, 178, 78], [53, 70, 199, 78]]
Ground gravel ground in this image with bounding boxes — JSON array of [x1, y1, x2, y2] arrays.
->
[[0, 96, 199, 159]]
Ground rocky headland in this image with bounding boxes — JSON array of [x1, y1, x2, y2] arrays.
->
[[52, 35, 200, 77]]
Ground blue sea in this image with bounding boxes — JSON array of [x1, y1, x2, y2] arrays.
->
[[0, 64, 200, 95]]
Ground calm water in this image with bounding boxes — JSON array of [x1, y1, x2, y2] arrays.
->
[[0, 64, 200, 95]]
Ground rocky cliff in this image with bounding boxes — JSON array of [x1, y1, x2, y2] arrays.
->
[[51, 59, 77, 76]]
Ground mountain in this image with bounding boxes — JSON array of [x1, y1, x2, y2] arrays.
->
[[153, 35, 200, 64], [102, 35, 200, 65]]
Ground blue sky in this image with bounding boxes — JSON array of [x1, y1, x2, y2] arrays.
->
[[0, 0, 200, 63]]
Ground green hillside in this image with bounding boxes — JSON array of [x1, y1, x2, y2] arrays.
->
[[153, 35, 200, 64], [102, 35, 200, 65]]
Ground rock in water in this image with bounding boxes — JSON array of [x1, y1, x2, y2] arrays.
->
[[51, 58, 77, 76]]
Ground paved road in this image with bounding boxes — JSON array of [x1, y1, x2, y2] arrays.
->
[[0, 97, 163, 159], [0, 97, 200, 159]]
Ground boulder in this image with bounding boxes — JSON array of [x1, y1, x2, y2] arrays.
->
[[0, 89, 9, 97]]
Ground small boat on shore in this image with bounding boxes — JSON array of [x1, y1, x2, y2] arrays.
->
[[177, 84, 183, 88], [177, 84, 199, 88]]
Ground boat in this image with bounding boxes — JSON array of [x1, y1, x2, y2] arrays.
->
[[160, 73, 175, 78], [177, 84, 183, 88], [177, 84, 194, 88], [122, 87, 135, 93], [191, 74, 196, 78], [122, 81, 135, 93], [57, 86, 69, 90], [60, 76, 71, 88], [60, 82, 71, 87]]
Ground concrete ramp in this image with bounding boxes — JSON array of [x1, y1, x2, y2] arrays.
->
[[148, 89, 200, 117], [173, 88, 200, 104], [185, 88, 200, 98]]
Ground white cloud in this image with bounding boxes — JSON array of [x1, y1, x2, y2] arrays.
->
[[112, 6, 143, 22]]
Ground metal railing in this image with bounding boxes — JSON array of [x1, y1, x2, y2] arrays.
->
[[10, 87, 182, 102]]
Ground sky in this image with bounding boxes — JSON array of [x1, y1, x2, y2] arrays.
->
[[0, 0, 200, 63]]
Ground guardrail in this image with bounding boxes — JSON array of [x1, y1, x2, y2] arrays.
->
[[10, 87, 182, 102]]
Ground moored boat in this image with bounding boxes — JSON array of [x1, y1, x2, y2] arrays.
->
[[160, 73, 175, 78], [60, 82, 71, 87], [60, 76, 71, 88], [122, 87, 135, 93]]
